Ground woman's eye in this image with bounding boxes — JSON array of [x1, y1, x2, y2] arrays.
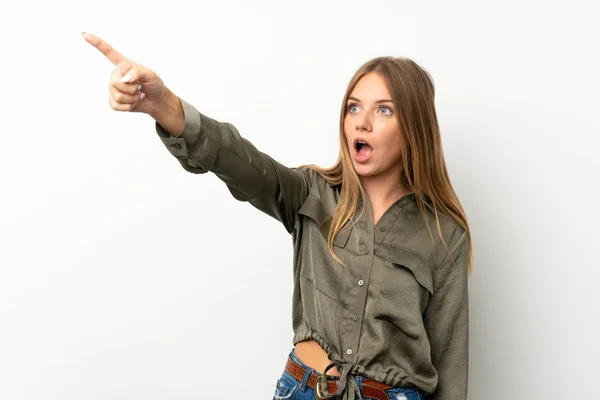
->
[[347, 103, 393, 115], [379, 106, 393, 115]]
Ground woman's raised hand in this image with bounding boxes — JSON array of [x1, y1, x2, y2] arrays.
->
[[82, 32, 167, 116]]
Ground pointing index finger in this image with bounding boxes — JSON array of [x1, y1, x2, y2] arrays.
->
[[82, 32, 131, 70]]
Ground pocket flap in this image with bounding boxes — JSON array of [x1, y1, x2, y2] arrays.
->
[[298, 196, 351, 248], [383, 244, 434, 294], [333, 226, 352, 248], [298, 195, 329, 226]]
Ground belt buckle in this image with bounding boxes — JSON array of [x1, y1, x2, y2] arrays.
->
[[315, 375, 334, 400]]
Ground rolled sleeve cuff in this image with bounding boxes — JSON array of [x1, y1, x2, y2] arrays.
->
[[155, 97, 201, 145], [177, 97, 202, 144], [155, 97, 215, 174]]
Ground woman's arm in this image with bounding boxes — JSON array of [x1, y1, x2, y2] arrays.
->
[[423, 229, 470, 400], [150, 87, 186, 137], [81, 32, 310, 230], [152, 91, 313, 233]]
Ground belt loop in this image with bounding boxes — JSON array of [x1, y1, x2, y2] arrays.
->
[[299, 366, 311, 392]]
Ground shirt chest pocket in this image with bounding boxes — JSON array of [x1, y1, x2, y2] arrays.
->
[[376, 243, 434, 312], [297, 195, 351, 300]]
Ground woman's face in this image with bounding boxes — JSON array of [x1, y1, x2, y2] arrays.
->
[[343, 72, 404, 180]]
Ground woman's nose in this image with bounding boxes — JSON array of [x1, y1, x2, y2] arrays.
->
[[356, 116, 372, 132]]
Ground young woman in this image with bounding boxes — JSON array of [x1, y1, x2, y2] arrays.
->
[[83, 31, 472, 400]]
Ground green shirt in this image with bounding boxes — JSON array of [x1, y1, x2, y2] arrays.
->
[[155, 97, 470, 400]]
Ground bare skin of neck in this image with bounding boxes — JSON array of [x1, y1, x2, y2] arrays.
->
[[293, 168, 410, 375], [361, 167, 412, 225]]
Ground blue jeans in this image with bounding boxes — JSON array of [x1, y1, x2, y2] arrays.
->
[[273, 349, 425, 400]]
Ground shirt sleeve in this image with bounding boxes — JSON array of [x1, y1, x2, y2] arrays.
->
[[155, 96, 313, 233], [423, 228, 470, 400]]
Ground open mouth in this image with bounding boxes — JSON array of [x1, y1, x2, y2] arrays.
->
[[354, 139, 373, 153], [353, 138, 373, 162]]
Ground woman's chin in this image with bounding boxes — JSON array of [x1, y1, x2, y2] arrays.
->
[[353, 164, 377, 177]]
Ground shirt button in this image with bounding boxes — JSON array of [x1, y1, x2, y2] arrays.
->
[[346, 349, 353, 355], [364, 248, 370, 255], [358, 280, 364, 286], [352, 315, 358, 321], [380, 226, 386, 232], [173, 143, 182, 149]]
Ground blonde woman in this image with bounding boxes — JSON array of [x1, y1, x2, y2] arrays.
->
[[83, 31, 471, 400]]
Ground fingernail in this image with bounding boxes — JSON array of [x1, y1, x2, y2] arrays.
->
[[137, 84, 142, 92], [140, 92, 146, 100], [121, 74, 132, 82]]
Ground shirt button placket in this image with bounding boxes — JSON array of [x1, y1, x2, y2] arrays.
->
[[346, 216, 374, 362]]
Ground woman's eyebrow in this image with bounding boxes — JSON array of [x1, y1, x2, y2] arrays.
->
[[348, 96, 393, 104]]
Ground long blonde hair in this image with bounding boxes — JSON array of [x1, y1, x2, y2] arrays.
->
[[301, 56, 472, 274]]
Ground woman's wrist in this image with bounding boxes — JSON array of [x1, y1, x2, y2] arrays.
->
[[150, 87, 185, 137]]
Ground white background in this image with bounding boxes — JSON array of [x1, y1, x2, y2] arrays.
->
[[1, 1, 599, 399]]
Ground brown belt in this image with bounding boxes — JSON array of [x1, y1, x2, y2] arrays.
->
[[285, 356, 392, 400]]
